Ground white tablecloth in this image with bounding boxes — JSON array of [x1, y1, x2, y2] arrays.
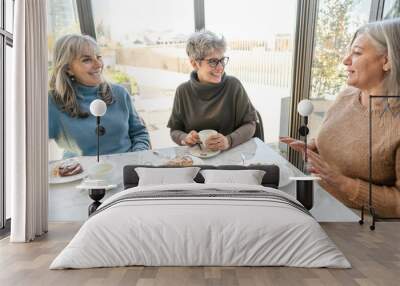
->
[[49, 138, 359, 222]]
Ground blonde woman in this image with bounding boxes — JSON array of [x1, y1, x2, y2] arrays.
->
[[281, 19, 400, 217], [49, 34, 150, 158]]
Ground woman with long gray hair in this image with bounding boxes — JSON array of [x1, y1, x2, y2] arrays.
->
[[281, 18, 400, 217], [167, 31, 257, 151], [48, 34, 150, 158]]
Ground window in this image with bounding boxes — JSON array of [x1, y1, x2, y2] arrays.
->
[[1, 0, 14, 231], [205, 0, 297, 145], [308, 0, 371, 138], [92, 0, 194, 149], [383, 0, 400, 19]]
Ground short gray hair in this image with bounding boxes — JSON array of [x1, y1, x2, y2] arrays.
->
[[186, 31, 226, 60], [353, 18, 400, 97]]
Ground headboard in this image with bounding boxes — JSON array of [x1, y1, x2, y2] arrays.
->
[[123, 164, 280, 189]]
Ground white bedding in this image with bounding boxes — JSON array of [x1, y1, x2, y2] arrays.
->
[[50, 183, 351, 269]]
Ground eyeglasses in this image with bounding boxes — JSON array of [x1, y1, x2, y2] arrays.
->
[[199, 57, 229, 68]]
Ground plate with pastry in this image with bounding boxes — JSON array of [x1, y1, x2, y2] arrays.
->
[[49, 158, 87, 184], [165, 155, 203, 166]]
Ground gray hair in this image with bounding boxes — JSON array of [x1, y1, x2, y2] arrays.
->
[[49, 34, 113, 118], [186, 31, 226, 60], [353, 18, 400, 97]]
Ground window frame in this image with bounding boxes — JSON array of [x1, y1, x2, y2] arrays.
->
[[369, 0, 386, 21]]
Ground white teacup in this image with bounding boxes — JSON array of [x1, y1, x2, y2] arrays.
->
[[198, 129, 218, 149]]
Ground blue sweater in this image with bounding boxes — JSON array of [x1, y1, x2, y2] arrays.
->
[[49, 83, 150, 158]]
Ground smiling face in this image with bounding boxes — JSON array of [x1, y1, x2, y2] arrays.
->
[[342, 34, 390, 94], [191, 49, 225, 84], [67, 45, 103, 86]]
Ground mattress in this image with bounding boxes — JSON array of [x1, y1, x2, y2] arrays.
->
[[50, 183, 350, 269]]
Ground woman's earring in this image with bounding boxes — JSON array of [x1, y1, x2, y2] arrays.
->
[[70, 75, 75, 81], [383, 63, 391, 72]]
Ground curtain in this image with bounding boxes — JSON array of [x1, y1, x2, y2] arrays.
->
[[288, 0, 318, 169], [8, 0, 48, 242]]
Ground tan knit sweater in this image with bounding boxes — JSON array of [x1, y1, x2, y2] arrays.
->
[[316, 87, 400, 217]]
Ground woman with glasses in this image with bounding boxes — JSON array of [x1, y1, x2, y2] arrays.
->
[[167, 30, 257, 151]]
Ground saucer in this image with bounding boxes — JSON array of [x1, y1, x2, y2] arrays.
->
[[189, 145, 221, 158], [76, 178, 117, 190]]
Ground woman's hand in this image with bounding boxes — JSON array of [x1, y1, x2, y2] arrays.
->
[[307, 150, 355, 193], [279, 136, 318, 154], [182, 130, 200, 146], [205, 133, 230, 151]]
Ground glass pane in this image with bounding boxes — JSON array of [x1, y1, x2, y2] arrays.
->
[[47, 0, 80, 64], [5, 0, 14, 33], [92, 0, 194, 149], [309, 0, 371, 138], [205, 0, 297, 148], [5, 44, 12, 219], [383, 0, 400, 19]]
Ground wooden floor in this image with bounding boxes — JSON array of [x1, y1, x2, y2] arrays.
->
[[0, 222, 399, 286]]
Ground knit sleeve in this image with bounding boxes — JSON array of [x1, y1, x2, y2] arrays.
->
[[167, 87, 185, 131], [125, 93, 151, 151], [348, 147, 400, 217], [170, 129, 188, 146], [227, 122, 256, 148]]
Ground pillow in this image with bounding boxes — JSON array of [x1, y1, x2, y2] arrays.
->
[[135, 167, 201, 186], [200, 169, 266, 185]]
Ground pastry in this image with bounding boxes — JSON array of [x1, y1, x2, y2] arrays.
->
[[58, 159, 83, 177], [166, 156, 193, 167]]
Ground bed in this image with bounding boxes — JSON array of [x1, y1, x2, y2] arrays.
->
[[50, 165, 350, 269]]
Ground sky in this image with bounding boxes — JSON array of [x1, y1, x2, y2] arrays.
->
[[91, 0, 297, 42]]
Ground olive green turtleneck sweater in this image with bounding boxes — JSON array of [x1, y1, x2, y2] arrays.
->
[[167, 72, 257, 148], [316, 87, 400, 217]]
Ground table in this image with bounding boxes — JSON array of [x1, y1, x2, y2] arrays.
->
[[49, 138, 359, 222]]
